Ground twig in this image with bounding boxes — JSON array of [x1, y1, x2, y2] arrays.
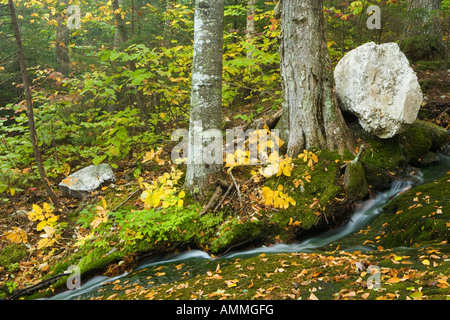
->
[[340, 144, 365, 170], [229, 170, 242, 209], [438, 107, 449, 126], [111, 188, 143, 212], [200, 186, 222, 217], [213, 182, 234, 213]]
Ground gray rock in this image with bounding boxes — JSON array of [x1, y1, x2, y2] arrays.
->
[[419, 151, 440, 167], [59, 164, 116, 199], [334, 42, 423, 139]]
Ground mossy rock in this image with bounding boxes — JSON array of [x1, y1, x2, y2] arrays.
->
[[399, 126, 432, 165], [410, 120, 448, 151], [399, 120, 448, 165], [343, 162, 368, 200], [209, 218, 270, 254], [363, 163, 394, 191]]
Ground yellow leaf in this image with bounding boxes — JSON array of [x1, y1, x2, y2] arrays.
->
[[33, 204, 42, 216], [101, 197, 107, 210], [387, 277, 400, 284], [5, 227, 27, 244], [421, 259, 430, 266], [9, 188, 15, 196], [36, 220, 48, 231]]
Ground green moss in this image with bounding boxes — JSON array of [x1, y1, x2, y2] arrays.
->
[[344, 162, 368, 200], [410, 120, 448, 151], [360, 135, 406, 170], [399, 126, 432, 165], [0, 244, 28, 268], [210, 217, 269, 253], [339, 173, 449, 248], [414, 58, 450, 72], [269, 149, 348, 232]]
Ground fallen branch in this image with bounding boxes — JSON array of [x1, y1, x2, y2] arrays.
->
[[200, 186, 223, 217], [8, 272, 68, 300], [213, 182, 234, 213], [340, 144, 365, 170], [111, 188, 143, 213], [229, 170, 242, 209]]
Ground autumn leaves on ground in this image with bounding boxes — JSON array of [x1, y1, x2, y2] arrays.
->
[[102, 248, 449, 301]]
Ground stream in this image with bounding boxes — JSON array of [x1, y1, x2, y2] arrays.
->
[[49, 148, 450, 300]]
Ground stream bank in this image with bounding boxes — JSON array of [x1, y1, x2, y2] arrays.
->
[[47, 147, 450, 300]]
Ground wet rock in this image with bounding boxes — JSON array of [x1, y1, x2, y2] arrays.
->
[[363, 163, 394, 191], [334, 42, 422, 139], [59, 164, 116, 199], [419, 151, 440, 167], [343, 162, 368, 201]]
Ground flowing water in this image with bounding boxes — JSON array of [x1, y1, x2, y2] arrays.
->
[[49, 150, 450, 300]]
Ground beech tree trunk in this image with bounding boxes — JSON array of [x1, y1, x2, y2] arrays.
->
[[246, 0, 256, 59], [405, 0, 442, 37], [185, 0, 225, 197], [56, 0, 69, 76], [8, 0, 66, 213], [278, 0, 354, 157], [112, 0, 127, 47]]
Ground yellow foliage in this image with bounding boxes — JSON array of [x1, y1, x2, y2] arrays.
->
[[298, 150, 319, 168], [261, 185, 296, 209], [4, 227, 28, 244], [139, 167, 185, 210], [27, 203, 61, 249]]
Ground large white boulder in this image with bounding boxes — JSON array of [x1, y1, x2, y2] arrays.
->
[[59, 164, 116, 199], [334, 42, 423, 139]]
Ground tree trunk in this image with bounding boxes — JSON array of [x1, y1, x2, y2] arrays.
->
[[246, 0, 256, 59], [405, 0, 442, 37], [278, 0, 354, 158], [8, 0, 66, 213], [185, 0, 225, 197], [112, 0, 127, 47], [56, 0, 69, 76]]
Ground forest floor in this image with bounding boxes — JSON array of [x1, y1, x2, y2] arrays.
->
[[0, 59, 449, 300]]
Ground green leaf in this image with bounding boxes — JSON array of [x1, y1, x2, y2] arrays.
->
[[93, 155, 107, 165], [110, 51, 121, 62]]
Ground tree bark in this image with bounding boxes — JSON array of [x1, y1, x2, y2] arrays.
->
[[8, 0, 66, 213], [278, 0, 354, 158], [112, 0, 127, 47], [405, 0, 442, 37], [185, 0, 225, 197], [246, 0, 256, 59], [56, 0, 69, 76]]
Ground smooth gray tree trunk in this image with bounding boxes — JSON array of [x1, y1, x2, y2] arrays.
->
[[56, 0, 69, 76], [185, 0, 225, 197], [405, 0, 442, 37], [278, 0, 354, 157], [246, 0, 256, 59]]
